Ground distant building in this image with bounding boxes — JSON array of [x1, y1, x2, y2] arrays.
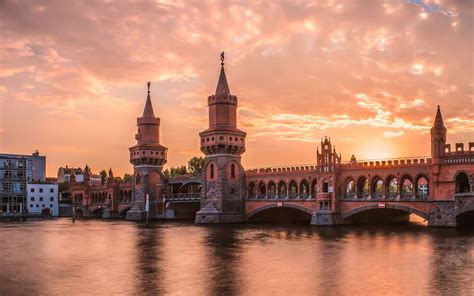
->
[[27, 183, 59, 216], [0, 151, 46, 215], [57, 166, 84, 183]]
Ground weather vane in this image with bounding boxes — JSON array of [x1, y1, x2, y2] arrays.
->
[[220, 51, 225, 66], [147, 81, 150, 93]]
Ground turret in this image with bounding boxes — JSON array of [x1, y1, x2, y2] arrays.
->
[[200, 52, 246, 156], [431, 106, 447, 158], [195, 52, 247, 224]]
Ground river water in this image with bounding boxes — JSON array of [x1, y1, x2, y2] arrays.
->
[[0, 218, 472, 295]]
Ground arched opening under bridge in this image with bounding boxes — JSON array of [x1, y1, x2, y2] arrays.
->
[[343, 204, 428, 225], [247, 205, 312, 224]]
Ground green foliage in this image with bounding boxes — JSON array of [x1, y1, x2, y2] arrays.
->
[[163, 156, 205, 180], [58, 182, 70, 193], [123, 173, 132, 182], [99, 169, 107, 184], [187, 156, 205, 176]]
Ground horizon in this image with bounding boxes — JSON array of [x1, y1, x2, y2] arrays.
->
[[1, 0, 473, 177]]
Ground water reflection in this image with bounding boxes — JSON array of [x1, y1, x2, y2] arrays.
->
[[429, 229, 474, 295], [0, 219, 472, 295], [203, 226, 242, 295], [134, 226, 164, 294]]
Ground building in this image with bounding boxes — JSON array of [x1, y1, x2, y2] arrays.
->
[[0, 151, 46, 216], [57, 166, 84, 183], [27, 183, 59, 216], [69, 53, 474, 227]]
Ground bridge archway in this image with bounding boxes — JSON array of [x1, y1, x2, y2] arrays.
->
[[455, 172, 470, 193], [278, 181, 287, 198], [267, 181, 276, 198], [342, 203, 429, 224], [247, 204, 313, 223], [119, 205, 132, 216]]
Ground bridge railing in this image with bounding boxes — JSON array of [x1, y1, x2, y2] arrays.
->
[[340, 156, 432, 168], [164, 193, 201, 201], [246, 156, 433, 174], [246, 163, 317, 175], [443, 155, 474, 164]]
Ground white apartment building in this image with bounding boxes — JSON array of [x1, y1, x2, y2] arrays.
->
[[27, 183, 59, 216]]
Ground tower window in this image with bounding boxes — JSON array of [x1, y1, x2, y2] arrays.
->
[[210, 164, 215, 179], [136, 173, 141, 185], [231, 163, 236, 179]]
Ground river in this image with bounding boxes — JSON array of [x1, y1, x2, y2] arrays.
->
[[0, 218, 472, 295]]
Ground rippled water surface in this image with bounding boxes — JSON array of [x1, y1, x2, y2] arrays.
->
[[0, 219, 473, 295]]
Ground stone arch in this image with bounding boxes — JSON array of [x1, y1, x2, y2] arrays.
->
[[400, 175, 414, 198], [247, 182, 256, 199], [386, 175, 398, 198], [258, 181, 267, 198], [455, 171, 470, 193], [310, 179, 317, 198], [342, 203, 429, 220], [357, 176, 369, 198], [345, 177, 355, 198], [288, 180, 298, 198], [371, 176, 384, 198], [119, 205, 132, 216], [300, 180, 310, 199], [322, 179, 329, 193], [247, 203, 314, 220], [278, 181, 287, 198], [267, 181, 277, 198], [415, 174, 429, 199]]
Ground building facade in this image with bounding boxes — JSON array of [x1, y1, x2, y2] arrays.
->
[[69, 54, 474, 227], [0, 151, 46, 216], [27, 183, 59, 216]]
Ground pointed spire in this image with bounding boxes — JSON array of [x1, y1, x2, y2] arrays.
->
[[433, 105, 445, 128], [215, 52, 230, 96], [143, 81, 155, 117]]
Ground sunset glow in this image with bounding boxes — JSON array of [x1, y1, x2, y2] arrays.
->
[[0, 0, 473, 177]]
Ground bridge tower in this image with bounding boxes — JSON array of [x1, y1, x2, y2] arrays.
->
[[431, 105, 447, 161], [311, 137, 343, 225], [195, 52, 247, 223], [126, 82, 168, 221]]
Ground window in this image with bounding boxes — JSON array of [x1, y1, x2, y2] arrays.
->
[[39, 188, 43, 193], [231, 163, 236, 179], [36, 204, 39, 208], [50, 204, 53, 208], [30, 188, 35, 193], [50, 197, 54, 202], [30, 197, 35, 202], [42, 204, 45, 208], [39, 197, 43, 202], [50, 188, 54, 193], [210, 164, 215, 179], [30, 204, 33, 208]]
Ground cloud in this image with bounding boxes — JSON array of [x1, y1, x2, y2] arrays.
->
[[384, 131, 405, 138], [0, 0, 472, 174]]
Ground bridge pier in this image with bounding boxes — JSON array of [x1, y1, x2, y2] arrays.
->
[[310, 210, 342, 226]]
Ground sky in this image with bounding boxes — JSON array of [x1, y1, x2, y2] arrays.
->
[[0, 0, 473, 177]]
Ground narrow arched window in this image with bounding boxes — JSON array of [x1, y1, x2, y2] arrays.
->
[[231, 163, 236, 179], [210, 164, 215, 179]]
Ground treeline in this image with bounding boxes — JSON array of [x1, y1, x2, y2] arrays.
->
[[163, 156, 205, 179]]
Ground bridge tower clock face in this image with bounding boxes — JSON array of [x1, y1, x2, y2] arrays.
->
[[324, 144, 329, 151]]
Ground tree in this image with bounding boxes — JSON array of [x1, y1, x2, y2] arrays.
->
[[188, 156, 205, 176], [99, 169, 107, 184], [84, 164, 92, 175], [164, 165, 188, 179], [123, 173, 132, 182]]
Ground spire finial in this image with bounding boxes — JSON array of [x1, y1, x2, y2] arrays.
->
[[220, 51, 225, 66], [147, 81, 151, 94]]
